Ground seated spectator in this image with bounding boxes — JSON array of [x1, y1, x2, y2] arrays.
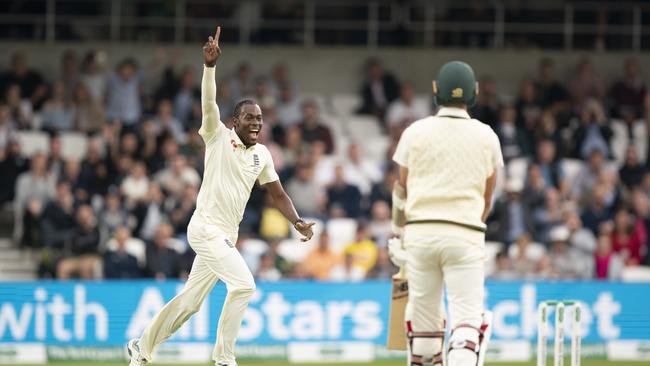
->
[[0, 104, 16, 149], [488, 179, 532, 244], [78, 140, 111, 196], [298, 100, 334, 154], [571, 149, 610, 204], [343, 223, 378, 274], [57, 205, 101, 279], [369, 165, 396, 208], [253, 77, 275, 109], [565, 209, 597, 254], [357, 58, 399, 122], [172, 66, 200, 127], [568, 58, 605, 114], [547, 225, 593, 279], [490, 250, 517, 280], [535, 58, 570, 110], [285, 164, 325, 218], [134, 182, 169, 241], [581, 184, 614, 234], [366, 247, 397, 280], [153, 99, 186, 144], [532, 188, 564, 242], [40, 180, 76, 249], [511, 234, 539, 279], [105, 226, 146, 267], [72, 82, 104, 134], [369, 200, 392, 247], [594, 234, 624, 280], [0, 52, 48, 111], [327, 165, 362, 218], [256, 251, 282, 281], [169, 184, 197, 235], [269, 63, 293, 100], [330, 253, 365, 282], [386, 82, 429, 134], [145, 223, 182, 280], [301, 232, 341, 281], [154, 155, 200, 199], [4, 84, 32, 129], [0, 139, 28, 206], [534, 139, 566, 192], [343, 142, 382, 196], [495, 103, 531, 162], [98, 189, 132, 244], [515, 79, 542, 135], [106, 58, 142, 130], [471, 76, 499, 128], [571, 99, 612, 159], [121, 161, 150, 207], [608, 58, 646, 118], [103, 227, 142, 279], [611, 108, 648, 166], [79, 50, 108, 103], [14, 153, 56, 243], [228, 62, 254, 103], [619, 147, 647, 189], [276, 84, 302, 127], [610, 209, 646, 266], [41, 81, 74, 132]]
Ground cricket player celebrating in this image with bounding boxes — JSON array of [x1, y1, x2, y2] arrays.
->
[[389, 61, 503, 366], [127, 26, 314, 366]]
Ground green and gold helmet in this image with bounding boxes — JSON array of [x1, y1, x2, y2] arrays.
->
[[433, 61, 478, 106]]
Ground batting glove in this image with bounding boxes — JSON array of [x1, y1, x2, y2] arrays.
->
[[387, 237, 407, 268]]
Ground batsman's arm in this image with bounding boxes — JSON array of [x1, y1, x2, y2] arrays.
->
[[265, 180, 315, 242], [481, 171, 497, 223], [199, 26, 223, 139]]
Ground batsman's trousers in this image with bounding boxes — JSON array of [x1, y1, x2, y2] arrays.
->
[[403, 228, 485, 335], [138, 217, 255, 365]]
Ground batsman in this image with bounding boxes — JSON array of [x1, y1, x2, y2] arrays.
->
[[388, 61, 503, 366]]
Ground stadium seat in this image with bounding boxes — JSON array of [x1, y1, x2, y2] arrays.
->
[[60, 132, 89, 161], [364, 135, 390, 162], [277, 238, 311, 262], [484, 241, 503, 276], [506, 157, 529, 182], [331, 94, 361, 117], [621, 266, 650, 282], [15, 131, 49, 156], [561, 159, 585, 185], [508, 241, 547, 261], [326, 218, 358, 253], [345, 115, 383, 140], [241, 238, 269, 257]]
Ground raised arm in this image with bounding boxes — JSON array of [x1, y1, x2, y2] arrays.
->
[[199, 26, 223, 138]]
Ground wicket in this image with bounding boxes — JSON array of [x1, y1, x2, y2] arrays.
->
[[537, 300, 581, 366]]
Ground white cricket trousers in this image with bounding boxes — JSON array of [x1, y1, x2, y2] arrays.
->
[[404, 234, 485, 366], [138, 218, 255, 365]]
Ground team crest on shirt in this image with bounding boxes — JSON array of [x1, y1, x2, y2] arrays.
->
[[224, 238, 234, 248], [253, 154, 260, 172], [230, 139, 237, 151]]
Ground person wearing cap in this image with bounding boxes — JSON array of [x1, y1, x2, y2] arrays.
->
[[388, 61, 504, 366]]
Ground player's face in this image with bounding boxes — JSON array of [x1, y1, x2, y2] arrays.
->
[[235, 104, 263, 147]]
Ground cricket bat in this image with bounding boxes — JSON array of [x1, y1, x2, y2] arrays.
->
[[386, 267, 408, 350]]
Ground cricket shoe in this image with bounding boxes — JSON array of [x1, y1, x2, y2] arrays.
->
[[126, 339, 148, 366], [216, 363, 238, 366]]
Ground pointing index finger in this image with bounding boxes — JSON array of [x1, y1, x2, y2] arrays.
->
[[215, 26, 221, 45]]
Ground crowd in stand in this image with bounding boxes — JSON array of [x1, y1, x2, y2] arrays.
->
[[0, 49, 649, 281]]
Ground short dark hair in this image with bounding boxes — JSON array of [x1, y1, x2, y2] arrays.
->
[[233, 99, 257, 118]]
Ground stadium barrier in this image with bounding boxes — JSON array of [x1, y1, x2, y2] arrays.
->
[[1, 281, 649, 364]]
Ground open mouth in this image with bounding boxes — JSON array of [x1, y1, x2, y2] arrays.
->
[[249, 128, 260, 140]]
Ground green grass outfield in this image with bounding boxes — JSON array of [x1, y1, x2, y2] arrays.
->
[[5, 361, 647, 366]]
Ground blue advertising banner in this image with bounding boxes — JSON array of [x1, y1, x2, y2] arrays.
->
[[0, 281, 649, 346]]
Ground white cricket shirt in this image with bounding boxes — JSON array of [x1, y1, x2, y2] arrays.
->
[[193, 68, 279, 240], [393, 107, 504, 243]]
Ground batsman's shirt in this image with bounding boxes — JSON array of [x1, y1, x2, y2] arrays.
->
[[393, 107, 503, 244], [193, 68, 279, 241]]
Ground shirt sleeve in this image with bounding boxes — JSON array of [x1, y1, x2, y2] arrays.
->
[[198, 66, 225, 144], [489, 130, 505, 173], [392, 126, 413, 167], [258, 150, 280, 185]]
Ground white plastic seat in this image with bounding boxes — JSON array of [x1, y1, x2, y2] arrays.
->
[[277, 238, 311, 263], [506, 157, 529, 182], [326, 218, 358, 253], [60, 132, 89, 161], [331, 94, 361, 117], [15, 131, 49, 156], [105, 237, 147, 267], [561, 159, 585, 185], [346, 115, 383, 140], [508, 241, 547, 262], [621, 266, 650, 282]]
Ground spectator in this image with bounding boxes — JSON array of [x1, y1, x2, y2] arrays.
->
[[515, 79, 542, 136], [145, 223, 182, 280], [134, 182, 169, 241], [609, 58, 646, 118], [42, 81, 76, 132], [0, 104, 16, 150], [78, 140, 111, 196], [510, 234, 540, 279], [103, 227, 142, 279], [386, 82, 429, 134], [169, 184, 197, 235], [357, 58, 399, 122], [172, 66, 200, 126], [367, 247, 397, 279], [98, 190, 131, 244], [106, 58, 142, 130], [4, 84, 32, 129], [369, 165, 396, 208], [79, 50, 107, 102], [298, 100, 334, 154], [72, 82, 104, 134], [285, 164, 325, 218], [594, 234, 624, 280], [276, 84, 302, 127], [343, 142, 382, 196], [0, 140, 28, 205], [253, 77, 275, 109], [154, 154, 200, 199], [568, 58, 605, 114], [581, 184, 613, 234], [48, 135, 65, 178], [269, 63, 293, 100], [488, 178, 532, 244], [58, 50, 79, 103], [535, 58, 570, 110], [619, 147, 647, 189], [495, 103, 531, 162], [256, 251, 282, 281], [471, 76, 499, 128], [327, 165, 362, 218], [39, 180, 76, 249], [229, 62, 254, 103], [153, 99, 187, 144], [343, 223, 378, 274], [565, 209, 597, 254], [301, 232, 341, 280], [491, 250, 517, 280], [120, 161, 150, 207], [14, 153, 56, 241], [57, 205, 101, 279], [532, 188, 564, 241], [0, 52, 48, 110], [571, 99, 612, 159], [571, 149, 609, 204], [534, 139, 566, 191], [611, 108, 648, 166], [610, 209, 646, 266], [547, 225, 593, 279], [369, 200, 392, 247]]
